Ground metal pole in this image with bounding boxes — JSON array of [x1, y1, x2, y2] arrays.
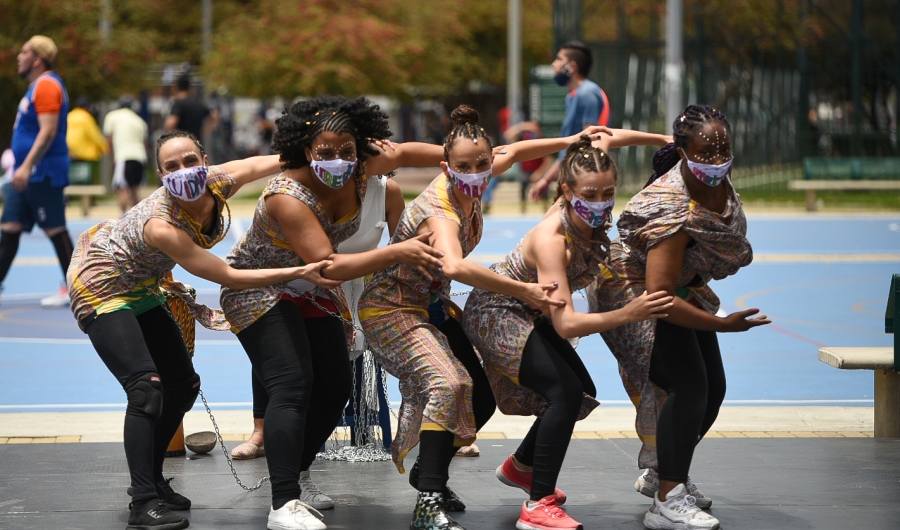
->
[[100, 0, 111, 45], [851, 0, 863, 156], [202, 0, 213, 60], [665, 0, 684, 125], [508, 0, 522, 126]]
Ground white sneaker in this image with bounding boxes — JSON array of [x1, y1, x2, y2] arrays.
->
[[268, 499, 327, 530], [635, 469, 712, 509], [40, 286, 70, 308], [643, 483, 719, 530], [299, 470, 335, 510]]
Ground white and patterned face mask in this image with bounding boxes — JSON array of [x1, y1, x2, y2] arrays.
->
[[311, 158, 357, 189], [680, 148, 733, 187], [570, 195, 615, 228], [447, 166, 492, 198], [162, 165, 208, 201]]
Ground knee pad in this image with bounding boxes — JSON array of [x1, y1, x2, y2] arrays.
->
[[165, 373, 201, 414], [125, 373, 164, 418]]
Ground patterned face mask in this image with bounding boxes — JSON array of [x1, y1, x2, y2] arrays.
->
[[680, 148, 733, 187], [447, 166, 492, 198], [162, 165, 208, 202], [311, 158, 357, 189], [570, 195, 614, 228]]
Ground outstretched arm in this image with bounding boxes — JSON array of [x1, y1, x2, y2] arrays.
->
[[143, 218, 341, 290], [219, 155, 283, 197], [493, 125, 611, 175], [593, 129, 672, 152], [365, 142, 445, 176], [421, 217, 564, 313]]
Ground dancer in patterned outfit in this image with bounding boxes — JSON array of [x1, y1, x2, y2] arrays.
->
[[587, 105, 770, 530], [219, 95, 448, 530], [67, 131, 337, 530], [359, 106, 608, 530], [463, 132, 673, 530]]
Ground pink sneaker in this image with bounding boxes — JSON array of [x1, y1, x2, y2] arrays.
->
[[496, 455, 567, 505], [516, 495, 582, 530]]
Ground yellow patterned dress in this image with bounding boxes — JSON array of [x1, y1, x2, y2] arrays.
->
[[586, 161, 752, 470], [358, 174, 482, 472], [219, 173, 364, 334], [463, 200, 608, 419], [68, 166, 233, 332]]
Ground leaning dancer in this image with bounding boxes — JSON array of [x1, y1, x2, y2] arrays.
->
[[463, 132, 673, 530], [358, 106, 606, 530], [220, 95, 447, 530], [587, 105, 770, 530], [67, 132, 339, 530]]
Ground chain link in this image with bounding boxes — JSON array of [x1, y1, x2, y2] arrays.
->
[[198, 390, 271, 491]]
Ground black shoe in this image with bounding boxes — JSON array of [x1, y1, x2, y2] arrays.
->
[[410, 491, 465, 530], [127, 478, 192, 511], [127, 498, 189, 530], [408, 459, 466, 512]]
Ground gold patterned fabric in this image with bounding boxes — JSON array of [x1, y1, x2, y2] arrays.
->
[[463, 199, 608, 419], [586, 161, 752, 470], [358, 174, 483, 472], [67, 167, 233, 332]]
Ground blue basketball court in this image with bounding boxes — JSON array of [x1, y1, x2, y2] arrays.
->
[[1, 214, 897, 412]]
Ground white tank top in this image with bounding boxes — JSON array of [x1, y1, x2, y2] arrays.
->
[[285, 176, 389, 353]]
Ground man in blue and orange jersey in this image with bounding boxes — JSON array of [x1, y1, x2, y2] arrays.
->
[[0, 35, 74, 308]]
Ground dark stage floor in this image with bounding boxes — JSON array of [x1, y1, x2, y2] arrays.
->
[[1, 438, 899, 529]]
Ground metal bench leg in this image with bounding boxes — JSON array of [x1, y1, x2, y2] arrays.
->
[[874, 369, 900, 437], [80, 195, 91, 217], [805, 189, 817, 212]]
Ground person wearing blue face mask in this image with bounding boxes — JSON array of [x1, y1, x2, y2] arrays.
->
[[529, 40, 610, 203], [462, 129, 671, 530], [66, 131, 343, 530], [358, 105, 609, 530], [588, 105, 771, 530]]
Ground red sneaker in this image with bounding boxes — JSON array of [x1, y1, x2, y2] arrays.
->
[[496, 455, 567, 505], [516, 495, 582, 530]]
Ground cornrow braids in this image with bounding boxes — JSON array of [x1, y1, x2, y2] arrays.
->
[[156, 130, 206, 169], [272, 95, 392, 171], [645, 104, 731, 188], [443, 105, 493, 160], [554, 134, 617, 201]]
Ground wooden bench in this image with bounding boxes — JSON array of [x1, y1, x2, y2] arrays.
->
[[64, 185, 107, 217], [788, 180, 900, 212], [791, 157, 900, 212], [818, 274, 899, 437]]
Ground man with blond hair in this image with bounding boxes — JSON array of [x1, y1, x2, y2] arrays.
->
[[0, 36, 74, 308]]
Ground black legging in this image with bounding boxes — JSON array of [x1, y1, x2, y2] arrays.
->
[[86, 305, 199, 504], [649, 319, 726, 483], [416, 317, 496, 492], [513, 319, 596, 501], [236, 301, 352, 510]]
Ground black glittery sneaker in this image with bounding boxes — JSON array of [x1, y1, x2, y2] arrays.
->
[[126, 498, 189, 530], [408, 458, 466, 512], [410, 491, 465, 530]]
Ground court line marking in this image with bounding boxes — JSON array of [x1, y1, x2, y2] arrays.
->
[[0, 337, 238, 345], [0, 399, 874, 411]]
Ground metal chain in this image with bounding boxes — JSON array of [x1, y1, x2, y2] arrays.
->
[[198, 389, 271, 492]]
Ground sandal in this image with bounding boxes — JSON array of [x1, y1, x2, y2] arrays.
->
[[455, 443, 480, 457], [231, 441, 265, 460]]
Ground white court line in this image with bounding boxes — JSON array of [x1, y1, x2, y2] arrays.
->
[[0, 399, 874, 411], [0, 337, 238, 345]]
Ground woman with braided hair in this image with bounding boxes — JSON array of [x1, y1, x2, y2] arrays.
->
[[219, 95, 451, 530], [66, 131, 340, 530], [358, 105, 609, 530], [587, 104, 770, 530], [462, 129, 672, 530]]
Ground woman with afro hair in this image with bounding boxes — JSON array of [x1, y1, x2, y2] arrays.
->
[[587, 104, 770, 530], [357, 105, 609, 530], [220, 95, 448, 530]]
